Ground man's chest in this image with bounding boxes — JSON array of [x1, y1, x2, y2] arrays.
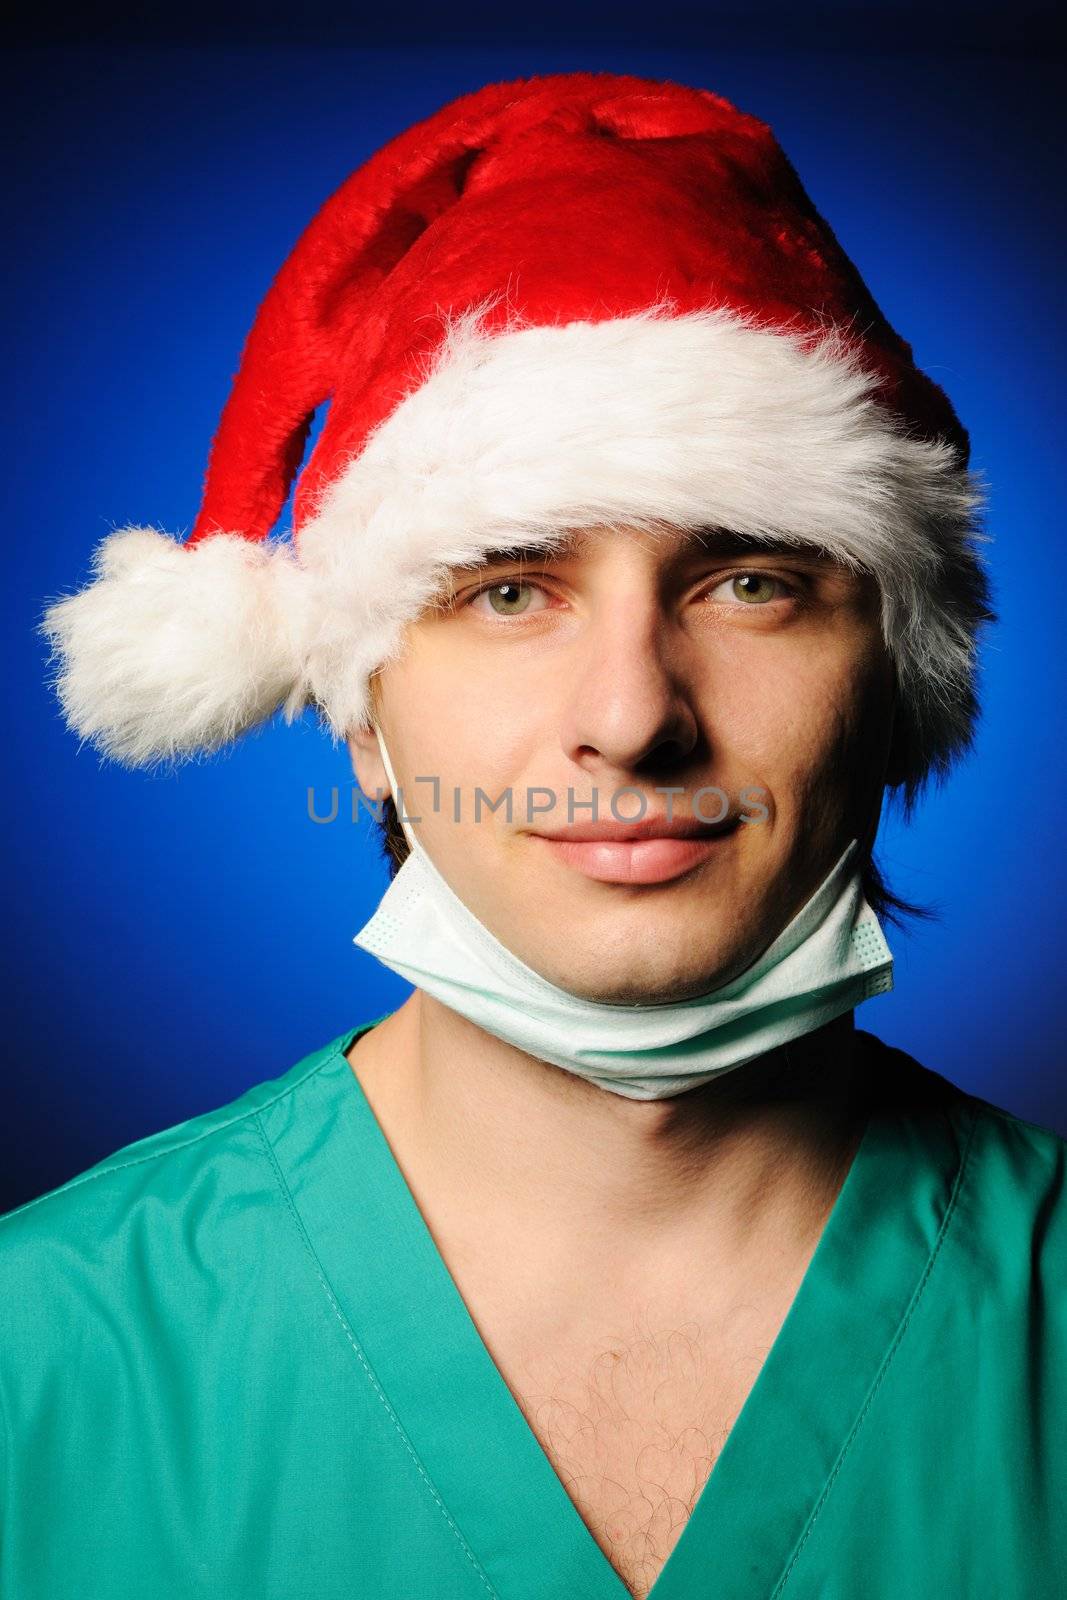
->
[[489, 1300, 785, 1599]]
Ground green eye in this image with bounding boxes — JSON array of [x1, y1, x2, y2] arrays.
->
[[484, 581, 535, 615], [464, 574, 552, 620], [731, 573, 780, 604]]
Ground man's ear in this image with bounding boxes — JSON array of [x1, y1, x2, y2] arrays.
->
[[346, 721, 391, 805]]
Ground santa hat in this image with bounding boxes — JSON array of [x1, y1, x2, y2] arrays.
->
[[38, 71, 994, 805]]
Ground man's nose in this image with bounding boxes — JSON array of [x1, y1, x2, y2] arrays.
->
[[559, 595, 699, 773]]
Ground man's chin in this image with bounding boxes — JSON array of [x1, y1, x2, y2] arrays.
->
[[527, 953, 748, 1007]]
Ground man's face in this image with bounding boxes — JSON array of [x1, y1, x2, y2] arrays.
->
[[347, 524, 896, 1004]]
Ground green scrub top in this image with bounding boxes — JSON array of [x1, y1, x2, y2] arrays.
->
[[2, 1015, 1064, 1599]]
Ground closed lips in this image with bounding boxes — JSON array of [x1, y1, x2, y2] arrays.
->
[[532, 817, 739, 842]]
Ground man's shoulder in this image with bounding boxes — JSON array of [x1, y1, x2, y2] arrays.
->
[[0, 1023, 355, 1278], [860, 1029, 1067, 1250], [961, 1084, 1067, 1252]]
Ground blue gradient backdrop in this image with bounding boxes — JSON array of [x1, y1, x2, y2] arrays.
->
[[4, 10, 1064, 1213]]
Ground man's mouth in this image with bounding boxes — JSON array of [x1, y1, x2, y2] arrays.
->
[[532, 814, 738, 843], [530, 815, 741, 885]]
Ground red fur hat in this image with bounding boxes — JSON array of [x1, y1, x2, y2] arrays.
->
[[39, 70, 993, 801]]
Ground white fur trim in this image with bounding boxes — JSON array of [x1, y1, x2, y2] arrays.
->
[[296, 299, 991, 788], [38, 526, 309, 768]]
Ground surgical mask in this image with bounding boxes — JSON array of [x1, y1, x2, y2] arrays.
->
[[353, 726, 895, 1101]]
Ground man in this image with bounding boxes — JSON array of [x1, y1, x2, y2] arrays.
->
[[7, 70, 1064, 1600]]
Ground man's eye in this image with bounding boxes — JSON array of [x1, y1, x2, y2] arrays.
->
[[467, 579, 551, 617], [461, 569, 798, 618], [706, 571, 796, 606]]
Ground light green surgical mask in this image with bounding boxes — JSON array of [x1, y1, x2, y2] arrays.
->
[[353, 726, 895, 1101]]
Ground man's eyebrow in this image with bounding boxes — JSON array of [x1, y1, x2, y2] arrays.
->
[[461, 541, 567, 568], [452, 527, 827, 570]]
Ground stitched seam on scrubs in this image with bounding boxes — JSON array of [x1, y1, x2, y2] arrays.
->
[[251, 1110, 502, 1600], [771, 1097, 983, 1598]]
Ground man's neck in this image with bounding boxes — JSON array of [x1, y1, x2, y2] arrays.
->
[[345, 992, 869, 1294]]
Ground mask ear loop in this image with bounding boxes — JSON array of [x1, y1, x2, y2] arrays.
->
[[372, 721, 420, 855]]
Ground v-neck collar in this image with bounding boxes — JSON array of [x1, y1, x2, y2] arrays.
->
[[264, 1014, 976, 1600]]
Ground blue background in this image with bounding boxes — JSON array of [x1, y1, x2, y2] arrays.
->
[[4, 4, 1064, 1213]]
